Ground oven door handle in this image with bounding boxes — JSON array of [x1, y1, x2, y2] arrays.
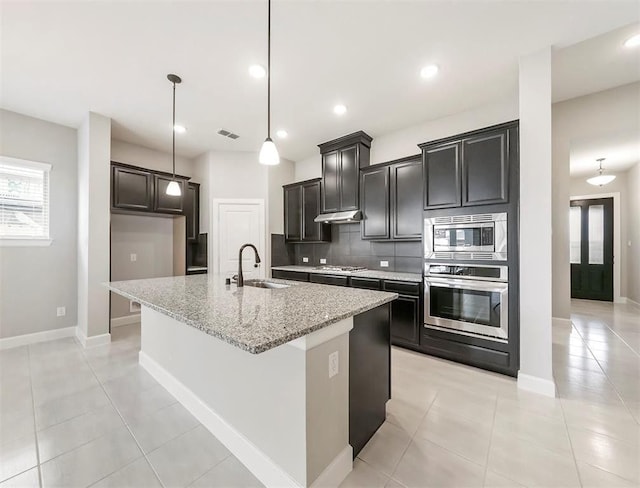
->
[[425, 277, 508, 292]]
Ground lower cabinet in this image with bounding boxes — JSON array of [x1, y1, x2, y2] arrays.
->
[[309, 274, 349, 287], [390, 296, 420, 346], [271, 270, 309, 282]]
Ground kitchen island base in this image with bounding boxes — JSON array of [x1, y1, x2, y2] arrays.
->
[[138, 304, 389, 488]]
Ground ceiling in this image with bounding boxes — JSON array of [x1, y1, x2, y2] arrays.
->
[[570, 131, 640, 177], [1, 1, 639, 163]]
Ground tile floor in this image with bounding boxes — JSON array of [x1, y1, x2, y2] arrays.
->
[[1, 299, 638, 487]]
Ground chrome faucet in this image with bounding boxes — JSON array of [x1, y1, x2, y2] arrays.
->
[[237, 243, 261, 287]]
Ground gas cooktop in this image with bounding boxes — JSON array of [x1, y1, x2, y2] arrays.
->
[[313, 265, 367, 272]]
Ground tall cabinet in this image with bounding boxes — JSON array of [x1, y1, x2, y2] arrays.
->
[[283, 179, 331, 243]]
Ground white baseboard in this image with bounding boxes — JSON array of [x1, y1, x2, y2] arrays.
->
[[309, 445, 353, 488], [614, 297, 627, 304], [625, 297, 640, 309], [139, 351, 306, 488], [0, 326, 77, 350], [552, 317, 572, 327], [75, 327, 111, 348], [517, 372, 556, 398], [110, 314, 141, 328]]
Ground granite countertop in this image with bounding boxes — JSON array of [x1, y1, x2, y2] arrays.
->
[[271, 265, 423, 283], [107, 274, 397, 354]]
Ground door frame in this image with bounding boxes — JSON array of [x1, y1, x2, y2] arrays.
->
[[210, 198, 267, 277], [570, 192, 621, 303]]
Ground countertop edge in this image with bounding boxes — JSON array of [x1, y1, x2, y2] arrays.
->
[[271, 265, 423, 283]]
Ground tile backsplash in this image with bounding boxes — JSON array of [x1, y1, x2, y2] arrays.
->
[[271, 224, 422, 273]]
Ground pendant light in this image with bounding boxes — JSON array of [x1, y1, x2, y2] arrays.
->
[[166, 73, 182, 196], [258, 0, 280, 165], [587, 158, 616, 187]]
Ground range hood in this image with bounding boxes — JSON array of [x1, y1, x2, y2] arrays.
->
[[314, 210, 362, 224]]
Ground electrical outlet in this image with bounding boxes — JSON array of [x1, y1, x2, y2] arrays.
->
[[320, 258, 327, 264], [380, 260, 389, 268], [130, 253, 137, 262], [56, 306, 66, 317], [329, 351, 339, 378], [302, 257, 309, 263]]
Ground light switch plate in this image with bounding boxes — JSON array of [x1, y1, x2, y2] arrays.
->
[[320, 258, 327, 264], [302, 257, 309, 263], [329, 351, 339, 378], [130, 253, 137, 262], [56, 306, 66, 317], [380, 260, 389, 268]]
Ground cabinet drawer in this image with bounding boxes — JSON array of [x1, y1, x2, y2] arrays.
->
[[309, 274, 349, 287], [271, 270, 309, 282], [350, 277, 381, 290], [382, 280, 420, 296]]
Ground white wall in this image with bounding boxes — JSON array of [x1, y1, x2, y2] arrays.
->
[[111, 139, 195, 178], [268, 159, 295, 235], [0, 110, 78, 339], [293, 97, 518, 182], [110, 214, 175, 319], [552, 82, 640, 318], [626, 162, 640, 304]]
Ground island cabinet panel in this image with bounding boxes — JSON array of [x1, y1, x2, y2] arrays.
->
[[284, 185, 302, 241], [462, 128, 509, 206], [154, 175, 185, 214], [185, 182, 200, 241], [422, 141, 462, 210], [112, 165, 154, 211], [361, 166, 390, 240], [350, 303, 391, 457], [321, 151, 340, 212], [271, 269, 309, 281], [391, 158, 423, 240]]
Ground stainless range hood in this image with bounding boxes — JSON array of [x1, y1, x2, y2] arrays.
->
[[314, 210, 362, 224]]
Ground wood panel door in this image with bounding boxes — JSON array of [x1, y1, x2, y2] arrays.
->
[[423, 141, 461, 209], [360, 166, 390, 240], [570, 198, 614, 301], [391, 158, 423, 240]]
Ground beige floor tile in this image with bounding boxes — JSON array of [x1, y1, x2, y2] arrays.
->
[[391, 438, 485, 488], [91, 457, 162, 488], [0, 434, 38, 484], [126, 402, 199, 453], [561, 398, 639, 444], [337, 459, 388, 488], [577, 462, 639, 488], [0, 467, 40, 488], [189, 456, 263, 488], [357, 422, 411, 477], [34, 384, 111, 431], [483, 469, 526, 488], [431, 387, 497, 424], [385, 397, 430, 436], [384, 479, 406, 488], [492, 409, 571, 455]]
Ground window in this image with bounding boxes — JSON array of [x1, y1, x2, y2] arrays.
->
[[0, 156, 51, 243]]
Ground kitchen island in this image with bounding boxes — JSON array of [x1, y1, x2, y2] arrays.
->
[[108, 274, 397, 488]]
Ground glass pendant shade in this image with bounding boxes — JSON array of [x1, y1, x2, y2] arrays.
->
[[166, 180, 182, 196], [587, 174, 616, 186], [259, 137, 280, 165]]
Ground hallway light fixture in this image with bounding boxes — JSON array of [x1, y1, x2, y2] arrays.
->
[[258, 0, 280, 166], [166, 74, 182, 196], [587, 158, 616, 187]]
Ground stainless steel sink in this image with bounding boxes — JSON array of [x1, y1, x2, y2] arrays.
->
[[243, 279, 291, 289]]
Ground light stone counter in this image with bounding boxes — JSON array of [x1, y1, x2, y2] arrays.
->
[[271, 265, 423, 283], [108, 274, 397, 354]]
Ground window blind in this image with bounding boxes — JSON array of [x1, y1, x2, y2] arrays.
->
[[0, 158, 51, 239]]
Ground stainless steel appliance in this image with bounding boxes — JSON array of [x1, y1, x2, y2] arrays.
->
[[424, 212, 507, 261], [424, 263, 508, 342]]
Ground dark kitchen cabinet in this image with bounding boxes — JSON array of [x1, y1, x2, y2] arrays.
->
[[383, 280, 421, 347], [112, 165, 153, 211], [319, 131, 372, 213], [309, 274, 349, 287], [185, 182, 200, 241], [420, 121, 516, 210], [360, 156, 422, 241], [283, 179, 331, 243], [271, 269, 309, 282], [154, 175, 185, 214]]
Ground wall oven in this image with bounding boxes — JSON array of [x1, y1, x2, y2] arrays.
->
[[424, 263, 508, 342], [424, 212, 507, 261]]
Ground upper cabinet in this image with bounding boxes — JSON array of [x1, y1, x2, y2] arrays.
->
[[360, 156, 422, 241], [420, 121, 517, 210], [111, 162, 190, 216], [185, 182, 200, 241], [318, 131, 372, 213], [284, 179, 331, 243]]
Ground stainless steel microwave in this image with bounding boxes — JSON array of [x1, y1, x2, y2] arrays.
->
[[424, 212, 507, 261]]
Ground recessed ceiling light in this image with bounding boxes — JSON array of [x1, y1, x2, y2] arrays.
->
[[249, 64, 266, 78], [624, 34, 640, 48], [333, 104, 347, 116], [276, 129, 288, 139], [420, 64, 439, 79], [173, 125, 186, 133]]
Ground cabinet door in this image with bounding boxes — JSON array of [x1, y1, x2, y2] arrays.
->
[[361, 166, 390, 240], [390, 295, 419, 345], [309, 274, 349, 286], [423, 142, 461, 209], [271, 269, 309, 282], [392, 159, 423, 240], [302, 181, 330, 242], [284, 185, 302, 241], [321, 151, 340, 212], [185, 183, 199, 241], [339, 145, 359, 211], [112, 166, 153, 211], [154, 175, 185, 214], [462, 129, 508, 206]]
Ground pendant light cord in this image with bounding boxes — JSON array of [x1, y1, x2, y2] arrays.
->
[[267, 0, 271, 138], [172, 81, 176, 178]]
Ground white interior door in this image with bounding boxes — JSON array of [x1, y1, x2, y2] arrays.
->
[[213, 200, 266, 280]]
